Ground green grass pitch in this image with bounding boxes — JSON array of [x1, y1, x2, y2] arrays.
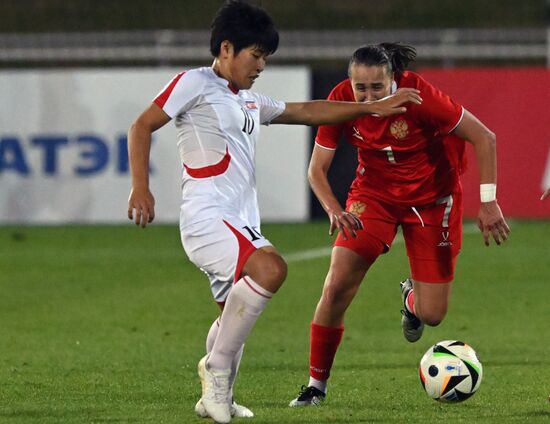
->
[[1, 221, 549, 423]]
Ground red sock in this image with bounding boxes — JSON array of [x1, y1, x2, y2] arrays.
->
[[406, 290, 415, 314], [309, 322, 344, 381]]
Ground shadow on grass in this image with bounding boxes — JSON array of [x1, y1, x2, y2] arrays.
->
[[514, 410, 550, 418], [484, 359, 550, 367], [254, 362, 410, 372], [0, 408, 157, 423]]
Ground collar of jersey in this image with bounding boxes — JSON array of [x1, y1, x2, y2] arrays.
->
[[208, 67, 240, 94]]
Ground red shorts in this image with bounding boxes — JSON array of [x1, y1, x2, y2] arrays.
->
[[334, 192, 463, 283]]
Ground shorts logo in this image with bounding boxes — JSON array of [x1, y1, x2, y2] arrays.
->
[[390, 119, 408, 140], [438, 231, 453, 247], [348, 201, 366, 217]]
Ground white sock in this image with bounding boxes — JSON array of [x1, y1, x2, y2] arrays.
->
[[206, 317, 220, 353], [206, 317, 244, 399], [308, 377, 327, 394], [207, 276, 272, 371]]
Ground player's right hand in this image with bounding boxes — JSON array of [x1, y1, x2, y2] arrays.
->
[[327, 208, 364, 240], [373, 88, 423, 117], [477, 200, 510, 246], [128, 187, 155, 228]]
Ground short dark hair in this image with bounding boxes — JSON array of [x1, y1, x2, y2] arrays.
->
[[210, 0, 279, 57], [348, 43, 416, 77]]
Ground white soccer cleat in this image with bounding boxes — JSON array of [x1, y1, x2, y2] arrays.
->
[[195, 398, 254, 418], [230, 401, 254, 418], [195, 398, 209, 418], [197, 355, 232, 423]]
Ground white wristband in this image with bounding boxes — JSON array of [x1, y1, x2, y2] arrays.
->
[[480, 183, 496, 203]]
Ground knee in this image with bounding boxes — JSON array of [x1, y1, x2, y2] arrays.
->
[[424, 316, 444, 327], [255, 254, 288, 292], [269, 255, 288, 286], [418, 309, 447, 327], [320, 278, 357, 308]]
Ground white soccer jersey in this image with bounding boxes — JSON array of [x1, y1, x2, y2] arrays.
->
[[154, 67, 285, 230]]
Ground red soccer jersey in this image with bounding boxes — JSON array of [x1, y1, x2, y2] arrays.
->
[[316, 71, 466, 206]]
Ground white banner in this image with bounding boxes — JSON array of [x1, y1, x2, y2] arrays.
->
[[0, 67, 310, 224]]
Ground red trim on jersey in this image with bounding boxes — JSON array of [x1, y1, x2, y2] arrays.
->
[[154, 72, 186, 108], [227, 82, 239, 94], [243, 276, 271, 299], [184, 147, 231, 178], [223, 220, 258, 282]]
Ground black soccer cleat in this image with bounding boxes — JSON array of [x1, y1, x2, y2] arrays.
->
[[289, 385, 326, 407], [400, 279, 424, 342]]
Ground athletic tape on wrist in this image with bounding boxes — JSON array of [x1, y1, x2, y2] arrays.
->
[[480, 183, 496, 203]]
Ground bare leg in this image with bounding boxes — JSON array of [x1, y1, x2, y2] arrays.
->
[[411, 279, 452, 326], [313, 247, 373, 327]]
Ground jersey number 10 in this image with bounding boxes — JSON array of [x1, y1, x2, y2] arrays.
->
[[241, 108, 255, 135]]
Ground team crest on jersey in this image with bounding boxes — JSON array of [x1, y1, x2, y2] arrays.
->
[[390, 119, 408, 140], [245, 100, 257, 110], [348, 201, 366, 217]]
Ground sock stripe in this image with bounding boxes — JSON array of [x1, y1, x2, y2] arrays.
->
[[243, 276, 272, 299], [406, 290, 414, 314]]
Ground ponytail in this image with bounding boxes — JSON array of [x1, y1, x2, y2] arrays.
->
[[379, 42, 416, 75], [348, 42, 416, 77]]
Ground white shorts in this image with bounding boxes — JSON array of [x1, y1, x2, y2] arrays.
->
[[181, 217, 272, 303]]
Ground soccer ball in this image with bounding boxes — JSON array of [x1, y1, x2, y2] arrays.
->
[[419, 340, 483, 402]]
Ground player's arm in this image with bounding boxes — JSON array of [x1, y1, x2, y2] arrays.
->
[[453, 109, 510, 246], [541, 188, 550, 200], [127, 102, 171, 228], [272, 88, 422, 125], [308, 145, 363, 240]]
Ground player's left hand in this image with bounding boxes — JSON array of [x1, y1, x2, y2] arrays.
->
[[477, 201, 510, 246], [541, 187, 550, 200]]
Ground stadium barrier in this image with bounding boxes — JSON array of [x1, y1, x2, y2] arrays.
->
[[1, 67, 548, 223], [0, 67, 310, 224]]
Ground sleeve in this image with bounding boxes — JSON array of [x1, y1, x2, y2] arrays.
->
[[248, 92, 285, 125], [314, 84, 347, 150], [412, 74, 464, 135], [153, 71, 203, 118]]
